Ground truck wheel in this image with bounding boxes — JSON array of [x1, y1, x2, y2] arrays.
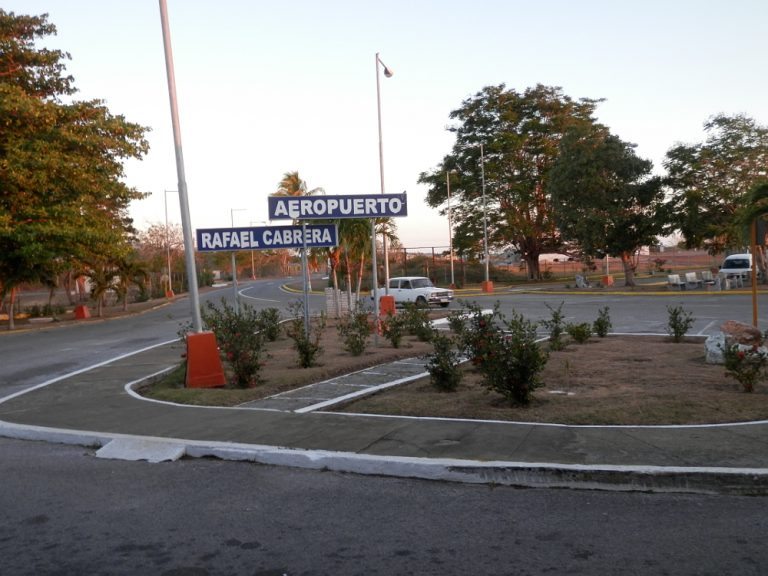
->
[[439, 302, 450, 308]]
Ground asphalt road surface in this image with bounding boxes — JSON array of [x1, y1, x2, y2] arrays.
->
[[2, 282, 768, 575], [1, 437, 766, 576]]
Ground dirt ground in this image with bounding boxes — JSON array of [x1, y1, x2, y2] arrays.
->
[[334, 335, 768, 425], [143, 316, 436, 406], [144, 313, 768, 425]]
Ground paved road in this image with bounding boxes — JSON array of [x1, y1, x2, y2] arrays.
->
[[0, 279, 310, 396], [2, 437, 766, 576]]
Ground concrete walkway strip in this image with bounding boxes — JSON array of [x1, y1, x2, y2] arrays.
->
[[294, 367, 429, 414]]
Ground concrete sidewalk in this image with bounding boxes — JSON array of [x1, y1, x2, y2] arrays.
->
[[1, 339, 767, 495]]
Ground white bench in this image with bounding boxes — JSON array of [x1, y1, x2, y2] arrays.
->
[[667, 274, 685, 290], [685, 272, 703, 289]]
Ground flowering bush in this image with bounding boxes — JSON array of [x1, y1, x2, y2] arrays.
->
[[424, 330, 463, 391], [200, 299, 267, 388], [481, 310, 549, 405], [723, 344, 767, 393], [452, 302, 548, 405], [400, 303, 434, 342], [286, 300, 326, 368], [337, 304, 371, 356], [380, 312, 406, 348]]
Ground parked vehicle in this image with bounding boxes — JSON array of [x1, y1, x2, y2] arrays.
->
[[719, 253, 752, 279], [376, 276, 454, 308]]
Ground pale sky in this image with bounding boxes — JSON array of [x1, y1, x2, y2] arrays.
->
[[5, 0, 768, 249]]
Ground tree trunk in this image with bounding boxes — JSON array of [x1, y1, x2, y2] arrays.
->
[[330, 264, 340, 318], [344, 250, 353, 312], [7, 286, 16, 330], [524, 254, 541, 280], [356, 253, 366, 300], [621, 252, 636, 287], [63, 272, 76, 305]]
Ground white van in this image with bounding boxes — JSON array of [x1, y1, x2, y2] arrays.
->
[[719, 253, 752, 279]]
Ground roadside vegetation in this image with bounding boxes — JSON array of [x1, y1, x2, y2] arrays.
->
[[140, 300, 768, 425]]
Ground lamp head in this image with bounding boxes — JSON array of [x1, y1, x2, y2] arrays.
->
[[383, 66, 393, 78]]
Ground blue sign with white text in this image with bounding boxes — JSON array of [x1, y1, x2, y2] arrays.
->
[[268, 193, 407, 220], [196, 224, 338, 252]]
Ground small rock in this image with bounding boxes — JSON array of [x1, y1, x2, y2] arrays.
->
[[705, 333, 726, 364], [721, 320, 763, 346]]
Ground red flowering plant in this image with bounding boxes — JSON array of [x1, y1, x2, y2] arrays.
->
[[200, 299, 269, 388], [723, 342, 767, 393], [449, 302, 548, 405]]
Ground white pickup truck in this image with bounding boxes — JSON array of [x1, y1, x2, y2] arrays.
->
[[378, 276, 454, 308]]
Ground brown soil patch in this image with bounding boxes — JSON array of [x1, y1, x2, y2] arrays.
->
[[332, 335, 768, 425], [143, 317, 435, 406]]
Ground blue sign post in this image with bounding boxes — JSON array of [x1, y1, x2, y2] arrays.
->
[[196, 224, 338, 252], [267, 193, 409, 342], [268, 193, 407, 220]]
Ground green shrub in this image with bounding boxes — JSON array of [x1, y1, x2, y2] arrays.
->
[[380, 312, 406, 348], [480, 310, 549, 405], [566, 322, 592, 344], [541, 302, 567, 351], [256, 307, 281, 341], [337, 305, 371, 356], [666, 305, 695, 343], [400, 303, 433, 342], [286, 300, 326, 368], [25, 304, 42, 318], [453, 302, 499, 367], [593, 306, 612, 338], [447, 306, 469, 334], [200, 298, 267, 388], [424, 330, 463, 391]]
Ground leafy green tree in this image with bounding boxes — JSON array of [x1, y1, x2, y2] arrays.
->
[[549, 125, 667, 286], [736, 181, 768, 280], [419, 84, 602, 279], [664, 114, 768, 253], [0, 10, 149, 326]]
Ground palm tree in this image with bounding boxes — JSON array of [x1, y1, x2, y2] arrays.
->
[[272, 171, 324, 280], [338, 218, 371, 306], [114, 253, 149, 311], [274, 171, 324, 198]]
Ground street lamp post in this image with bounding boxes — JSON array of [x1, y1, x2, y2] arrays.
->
[[159, 0, 202, 332], [446, 171, 455, 288], [376, 52, 393, 293], [230, 208, 246, 314]]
